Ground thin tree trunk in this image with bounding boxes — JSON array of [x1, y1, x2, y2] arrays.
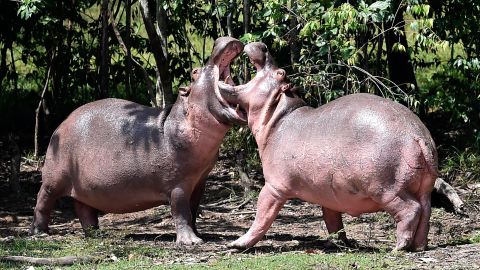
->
[[210, 0, 218, 40], [376, 25, 384, 77], [155, 0, 172, 107], [226, 0, 235, 37], [288, 0, 299, 74], [243, 0, 251, 82], [139, 0, 172, 108], [0, 41, 9, 86], [125, 0, 132, 98], [34, 54, 54, 157], [9, 46, 18, 92], [386, 1, 418, 92], [8, 133, 21, 194], [99, 0, 109, 98]]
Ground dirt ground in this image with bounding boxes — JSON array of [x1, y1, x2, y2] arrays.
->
[[1, 155, 479, 269]]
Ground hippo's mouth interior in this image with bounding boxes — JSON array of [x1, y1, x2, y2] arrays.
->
[[215, 44, 247, 123]]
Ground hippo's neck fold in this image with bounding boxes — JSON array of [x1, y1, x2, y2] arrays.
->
[[166, 99, 230, 158], [251, 93, 306, 156]]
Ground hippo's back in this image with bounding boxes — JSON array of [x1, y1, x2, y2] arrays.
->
[[41, 99, 173, 212], [283, 93, 435, 151]]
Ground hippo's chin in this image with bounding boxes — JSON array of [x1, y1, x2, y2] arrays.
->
[[224, 103, 247, 125], [216, 64, 248, 125]]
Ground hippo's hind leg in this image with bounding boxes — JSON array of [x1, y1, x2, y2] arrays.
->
[[31, 184, 61, 234], [411, 193, 432, 251], [322, 207, 348, 244], [190, 178, 207, 235], [228, 183, 287, 249], [74, 200, 99, 237], [381, 192, 421, 251]]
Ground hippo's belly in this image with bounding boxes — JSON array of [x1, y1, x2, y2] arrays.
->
[[290, 171, 384, 216], [68, 173, 171, 213]]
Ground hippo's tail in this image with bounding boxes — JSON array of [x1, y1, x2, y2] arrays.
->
[[417, 137, 439, 192]]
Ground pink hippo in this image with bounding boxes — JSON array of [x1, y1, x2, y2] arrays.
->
[[219, 42, 438, 251], [30, 37, 246, 245]]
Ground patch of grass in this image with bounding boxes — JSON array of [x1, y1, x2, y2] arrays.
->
[[202, 251, 408, 270], [470, 231, 480, 244], [0, 234, 171, 270], [0, 235, 410, 270], [444, 229, 480, 247], [440, 148, 480, 186]]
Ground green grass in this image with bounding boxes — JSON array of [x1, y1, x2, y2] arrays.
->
[[0, 235, 410, 270], [209, 252, 405, 270], [440, 148, 480, 186]]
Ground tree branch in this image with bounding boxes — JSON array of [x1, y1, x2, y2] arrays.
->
[[0, 255, 97, 266]]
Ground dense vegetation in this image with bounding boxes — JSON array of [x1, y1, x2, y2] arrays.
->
[[1, 0, 479, 185]]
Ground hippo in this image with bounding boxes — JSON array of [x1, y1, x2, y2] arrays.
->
[[218, 42, 438, 251], [30, 37, 246, 245]]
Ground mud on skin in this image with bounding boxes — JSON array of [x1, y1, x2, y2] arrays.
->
[[218, 42, 438, 252], [30, 37, 246, 245]]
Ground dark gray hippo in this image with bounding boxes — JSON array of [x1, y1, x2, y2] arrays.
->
[[31, 37, 246, 245], [219, 42, 438, 251]]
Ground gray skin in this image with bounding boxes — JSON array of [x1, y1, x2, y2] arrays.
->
[[30, 37, 246, 245], [218, 42, 438, 251]]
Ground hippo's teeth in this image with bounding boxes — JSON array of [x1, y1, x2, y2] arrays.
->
[[224, 75, 231, 83]]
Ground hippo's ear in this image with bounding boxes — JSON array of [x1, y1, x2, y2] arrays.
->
[[179, 86, 191, 96], [280, 83, 292, 93], [274, 69, 286, 81], [191, 67, 201, 81]]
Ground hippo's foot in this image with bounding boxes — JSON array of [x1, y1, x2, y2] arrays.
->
[[176, 233, 204, 246], [324, 237, 358, 250], [227, 236, 254, 250], [29, 224, 49, 236], [392, 238, 413, 253], [83, 226, 101, 238]]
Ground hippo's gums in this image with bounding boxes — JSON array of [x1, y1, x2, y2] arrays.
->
[[30, 37, 247, 245], [218, 42, 438, 251]]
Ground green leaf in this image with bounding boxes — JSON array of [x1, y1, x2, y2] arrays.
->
[[392, 42, 406, 52], [369, 1, 390, 11]]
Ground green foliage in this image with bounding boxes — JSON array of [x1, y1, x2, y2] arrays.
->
[[1, 0, 479, 175], [17, 0, 43, 20]]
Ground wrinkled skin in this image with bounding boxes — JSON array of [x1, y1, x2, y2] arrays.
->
[[31, 37, 246, 245], [219, 42, 438, 251]]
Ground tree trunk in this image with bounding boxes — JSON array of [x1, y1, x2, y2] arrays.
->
[[288, 0, 300, 74], [0, 40, 10, 86], [125, 0, 132, 99], [8, 134, 21, 194], [139, 0, 173, 108], [9, 46, 18, 93], [99, 0, 109, 99], [385, 1, 418, 93], [227, 0, 235, 37], [35, 54, 54, 157], [156, 0, 173, 106], [243, 0, 251, 82], [375, 24, 384, 77]]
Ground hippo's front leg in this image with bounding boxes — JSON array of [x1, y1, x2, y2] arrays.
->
[[171, 187, 203, 245], [322, 207, 348, 243], [228, 183, 286, 249]]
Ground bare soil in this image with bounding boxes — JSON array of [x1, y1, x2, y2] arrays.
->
[[0, 155, 479, 269]]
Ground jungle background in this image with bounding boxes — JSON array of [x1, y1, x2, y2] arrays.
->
[[0, 0, 479, 269]]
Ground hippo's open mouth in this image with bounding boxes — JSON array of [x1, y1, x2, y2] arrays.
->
[[213, 39, 248, 124]]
